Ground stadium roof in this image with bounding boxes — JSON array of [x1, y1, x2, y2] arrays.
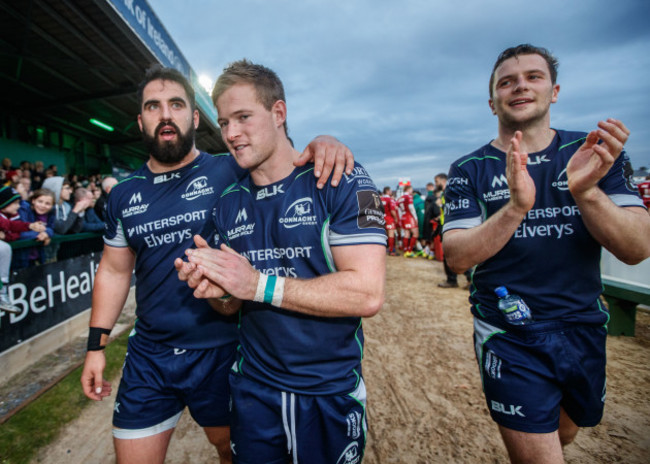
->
[[0, 0, 227, 164]]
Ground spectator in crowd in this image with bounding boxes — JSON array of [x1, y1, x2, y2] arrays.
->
[[17, 176, 32, 200], [14, 188, 55, 269], [41, 176, 91, 236], [94, 176, 118, 221], [75, 187, 105, 232], [0, 237, 19, 313], [0, 186, 47, 276], [1, 158, 13, 182], [3, 169, 21, 188], [423, 180, 442, 260], [19, 160, 32, 174], [31, 161, 46, 189], [41, 177, 93, 261], [413, 189, 426, 256]]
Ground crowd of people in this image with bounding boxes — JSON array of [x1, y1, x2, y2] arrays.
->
[[379, 173, 473, 289], [0, 161, 116, 313]]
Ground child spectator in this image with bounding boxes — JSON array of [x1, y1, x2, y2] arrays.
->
[[14, 188, 56, 269], [41, 176, 91, 235], [0, 186, 46, 312], [41, 176, 92, 261], [3, 169, 21, 188], [0, 186, 45, 240]]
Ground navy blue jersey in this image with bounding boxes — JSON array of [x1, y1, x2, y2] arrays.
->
[[443, 130, 644, 328], [104, 152, 245, 349], [209, 163, 386, 395]]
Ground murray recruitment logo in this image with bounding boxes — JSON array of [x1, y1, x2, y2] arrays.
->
[[491, 174, 508, 188], [235, 208, 248, 223], [280, 197, 317, 229], [122, 192, 149, 217], [182, 176, 214, 201], [227, 207, 255, 240]]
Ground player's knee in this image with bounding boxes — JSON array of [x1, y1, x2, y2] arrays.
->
[[558, 426, 578, 447], [215, 444, 232, 464], [205, 428, 231, 461]]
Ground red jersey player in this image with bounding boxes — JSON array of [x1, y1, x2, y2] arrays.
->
[[381, 186, 399, 255], [638, 175, 650, 209], [397, 185, 419, 256]]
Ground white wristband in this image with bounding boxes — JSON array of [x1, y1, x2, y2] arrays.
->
[[253, 273, 285, 307]]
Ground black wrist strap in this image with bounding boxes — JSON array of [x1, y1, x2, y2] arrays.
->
[[87, 327, 112, 351]]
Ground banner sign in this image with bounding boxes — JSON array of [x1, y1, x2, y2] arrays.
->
[[105, 0, 218, 124], [1, 253, 101, 353]]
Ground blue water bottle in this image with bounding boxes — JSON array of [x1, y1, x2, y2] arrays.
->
[[494, 286, 532, 325]]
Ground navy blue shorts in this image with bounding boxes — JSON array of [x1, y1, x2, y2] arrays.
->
[[112, 334, 237, 433], [473, 318, 607, 433], [229, 371, 367, 464]]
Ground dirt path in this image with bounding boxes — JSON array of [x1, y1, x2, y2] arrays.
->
[[31, 257, 650, 463]]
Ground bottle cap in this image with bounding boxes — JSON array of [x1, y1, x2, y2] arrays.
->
[[494, 286, 508, 297]]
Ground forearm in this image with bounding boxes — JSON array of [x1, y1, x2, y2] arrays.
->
[[573, 188, 650, 264], [89, 258, 133, 329], [279, 257, 385, 318], [184, 241, 385, 318], [53, 212, 78, 234], [443, 202, 526, 273]]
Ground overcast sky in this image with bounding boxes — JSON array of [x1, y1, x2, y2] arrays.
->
[[151, 0, 650, 188]]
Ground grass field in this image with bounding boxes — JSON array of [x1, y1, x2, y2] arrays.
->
[[0, 332, 129, 464]]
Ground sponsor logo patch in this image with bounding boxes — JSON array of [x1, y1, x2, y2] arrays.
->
[[153, 172, 181, 184], [346, 411, 362, 439], [182, 176, 214, 200], [336, 441, 361, 464], [256, 184, 284, 200], [280, 197, 317, 229], [356, 190, 385, 228], [552, 168, 569, 191], [122, 192, 149, 217]]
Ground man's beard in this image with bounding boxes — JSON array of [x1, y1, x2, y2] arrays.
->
[[142, 121, 195, 164]]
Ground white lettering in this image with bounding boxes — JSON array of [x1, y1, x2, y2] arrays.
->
[[128, 210, 207, 237], [5, 260, 99, 324], [491, 400, 526, 417], [30, 286, 47, 313], [48, 271, 66, 307], [67, 275, 80, 299], [241, 246, 313, 263]]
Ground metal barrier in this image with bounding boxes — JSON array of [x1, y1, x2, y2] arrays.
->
[[601, 250, 650, 336]]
